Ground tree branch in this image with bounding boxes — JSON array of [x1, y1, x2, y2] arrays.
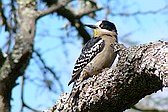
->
[[76, 7, 103, 19], [111, 5, 168, 16], [0, 49, 5, 68], [132, 106, 168, 112], [20, 75, 41, 112], [37, 0, 71, 19], [39, 0, 102, 44], [46, 41, 168, 112], [0, 2, 11, 31], [56, 7, 91, 44], [34, 50, 64, 92]]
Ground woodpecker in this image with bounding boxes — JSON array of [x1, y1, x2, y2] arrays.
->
[[68, 20, 118, 86]]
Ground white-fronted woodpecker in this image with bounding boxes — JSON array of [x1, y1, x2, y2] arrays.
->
[[68, 20, 118, 86]]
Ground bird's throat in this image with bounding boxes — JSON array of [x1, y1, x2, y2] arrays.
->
[[93, 29, 99, 37]]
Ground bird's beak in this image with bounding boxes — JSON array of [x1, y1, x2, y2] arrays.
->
[[84, 24, 97, 29]]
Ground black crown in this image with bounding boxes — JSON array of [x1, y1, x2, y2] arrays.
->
[[99, 20, 117, 33]]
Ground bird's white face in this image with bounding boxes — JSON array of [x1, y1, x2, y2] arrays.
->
[[84, 20, 117, 37], [95, 21, 102, 27], [93, 21, 112, 37]]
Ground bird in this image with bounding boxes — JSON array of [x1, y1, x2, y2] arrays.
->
[[68, 20, 118, 86]]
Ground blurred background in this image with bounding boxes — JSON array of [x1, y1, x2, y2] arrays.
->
[[0, 0, 168, 112]]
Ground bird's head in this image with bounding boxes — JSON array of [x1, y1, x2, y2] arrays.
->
[[85, 20, 117, 37]]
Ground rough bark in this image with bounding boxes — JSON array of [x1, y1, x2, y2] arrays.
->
[[0, 0, 98, 111], [0, 0, 75, 111], [0, 0, 37, 111], [46, 41, 168, 112]]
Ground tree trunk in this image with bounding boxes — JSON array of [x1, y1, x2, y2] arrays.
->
[[0, 0, 37, 111], [48, 41, 168, 112], [0, 0, 73, 111], [0, 81, 13, 112]]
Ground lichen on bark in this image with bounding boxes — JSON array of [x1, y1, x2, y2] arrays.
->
[[46, 41, 167, 112]]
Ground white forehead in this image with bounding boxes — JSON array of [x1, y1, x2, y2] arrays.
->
[[95, 21, 102, 26]]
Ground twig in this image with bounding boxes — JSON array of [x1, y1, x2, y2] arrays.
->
[[33, 50, 64, 92], [20, 75, 42, 112], [111, 5, 168, 16], [19, 75, 25, 112]]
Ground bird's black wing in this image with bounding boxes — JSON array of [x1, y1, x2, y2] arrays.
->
[[68, 37, 105, 85]]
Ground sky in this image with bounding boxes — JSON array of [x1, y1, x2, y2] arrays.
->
[[0, 0, 168, 112]]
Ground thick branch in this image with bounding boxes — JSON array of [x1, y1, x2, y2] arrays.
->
[[37, 0, 71, 19], [47, 41, 168, 112], [76, 7, 103, 19]]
